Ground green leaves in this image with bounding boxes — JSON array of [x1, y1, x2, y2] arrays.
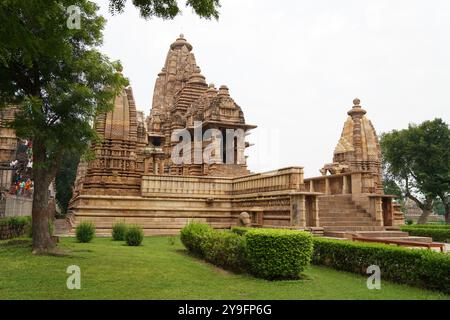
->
[[312, 237, 450, 294], [400, 226, 450, 243], [245, 229, 314, 280], [125, 225, 144, 246], [108, 0, 221, 20], [380, 118, 450, 217], [181, 223, 314, 279], [0, 0, 127, 175], [75, 221, 96, 243]]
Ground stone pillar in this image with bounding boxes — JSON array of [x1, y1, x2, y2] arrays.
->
[[313, 196, 320, 227], [351, 173, 362, 195], [159, 160, 164, 174], [325, 178, 330, 195], [342, 175, 349, 194], [368, 196, 384, 226], [290, 194, 306, 227]]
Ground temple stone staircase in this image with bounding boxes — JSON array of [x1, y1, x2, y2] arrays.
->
[[319, 195, 383, 231], [319, 195, 432, 243]]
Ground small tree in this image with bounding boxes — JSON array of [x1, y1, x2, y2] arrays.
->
[[0, 0, 127, 253], [380, 119, 450, 224], [1, 0, 223, 253]]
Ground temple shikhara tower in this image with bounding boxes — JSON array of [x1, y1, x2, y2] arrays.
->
[[146, 34, 255, 177], [66, 35, 404, 236]]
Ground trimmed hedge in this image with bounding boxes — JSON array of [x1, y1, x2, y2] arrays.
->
[[181, 223, 313, 280], [0, 216, 32, 240], [202, 230, 248, 272], [405, 224, 450, 229], [312, 237, 450, 294], [231, 226, 250, 236], [180, 221, 214, 256], [245, 229, 313, 280], [400, 226, 450, 242]]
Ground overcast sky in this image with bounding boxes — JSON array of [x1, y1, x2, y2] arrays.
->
[[96, 0, 450, 177]]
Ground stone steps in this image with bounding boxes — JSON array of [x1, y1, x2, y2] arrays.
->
[[354, 231, 409, 238], [376, 236, 433, 243], [320, 216, 374, 222], [324, 226, 385, 232], [317, 194, 382, 231]]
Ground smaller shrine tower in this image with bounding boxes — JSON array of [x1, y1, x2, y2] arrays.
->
[[321, 98, 383, 194]]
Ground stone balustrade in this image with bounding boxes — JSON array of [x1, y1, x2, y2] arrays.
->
[[232, 167, 304, 195], [305, 173, 352, 195], [142, 175, 232, 197], [141, 166, 305, 198]]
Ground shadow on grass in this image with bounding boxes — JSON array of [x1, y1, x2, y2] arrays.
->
[[174, 248, 312, 282], [0, 239, 92, 259], [0, 238, 32, 248]]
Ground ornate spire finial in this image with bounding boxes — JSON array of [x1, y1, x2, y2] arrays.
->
[[348, 97, 366, 116], [170, 33, 192, 51], [218, 85, 230, 97]]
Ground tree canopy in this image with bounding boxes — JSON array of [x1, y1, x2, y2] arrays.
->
[[380, 118, 450, 224], [0, 0, 127, 252], [108, 0, 221, 19]]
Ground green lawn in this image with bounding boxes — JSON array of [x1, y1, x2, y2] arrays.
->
[[0, 237, 448, 300]]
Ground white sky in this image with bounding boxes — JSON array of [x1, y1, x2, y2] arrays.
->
[[96, 0, 450, 177]]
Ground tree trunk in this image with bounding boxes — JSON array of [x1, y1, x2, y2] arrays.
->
[[439, 194, 450, 225], [444, 203, 450, 225], [417, 209, 432, 224], [31, 140, 55, 254]]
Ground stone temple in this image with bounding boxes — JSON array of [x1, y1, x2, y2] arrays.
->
[[66, 35, 404, 236]]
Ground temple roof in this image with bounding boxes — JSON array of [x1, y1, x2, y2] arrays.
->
[[334, 99, 381, 161], [150, 35, 198, 114], [96, 86, 138, 142]]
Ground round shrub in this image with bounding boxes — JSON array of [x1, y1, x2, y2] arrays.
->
[[125, 225, 144, 246], [76, 221, 95, 243], [112, 222, 128, 241], [245, 229, 314, 280], [180, 221, 214, 257]]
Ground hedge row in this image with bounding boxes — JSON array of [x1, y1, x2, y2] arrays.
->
[[245, 228, 313, 280], [181, 222, 313, 280], [312, 237, 450, 294], [400, 226, 450, 242], [180, 222, 247, 272], [405, 224, 450, 229], [0, 216, 31, 240]]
